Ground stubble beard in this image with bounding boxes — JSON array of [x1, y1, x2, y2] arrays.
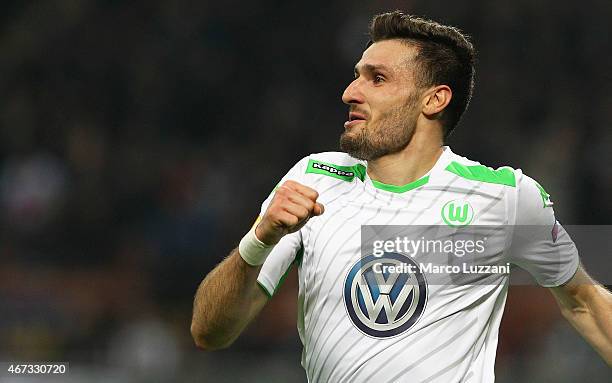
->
[[339, 95, 420, 161]]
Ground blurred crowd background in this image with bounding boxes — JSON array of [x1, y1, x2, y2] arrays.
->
[[0, 0, 610, 382]]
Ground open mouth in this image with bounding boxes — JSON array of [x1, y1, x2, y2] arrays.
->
[[349, 112, 367, 122], [345, 112, 367, 128]]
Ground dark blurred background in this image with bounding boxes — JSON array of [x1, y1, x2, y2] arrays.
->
[[0, 0, 610, 382]]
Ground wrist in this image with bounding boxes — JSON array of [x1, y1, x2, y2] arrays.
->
[[255, 224, 280, 246], [239, 226, 276, 266]]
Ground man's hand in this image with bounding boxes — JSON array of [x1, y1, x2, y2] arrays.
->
[[255, 180, 324, 245]]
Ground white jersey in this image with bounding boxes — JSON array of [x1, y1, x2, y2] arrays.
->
[[255, 147, 578, 383]]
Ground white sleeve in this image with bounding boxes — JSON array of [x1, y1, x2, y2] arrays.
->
[[256, 156, 309, 297], [507, 171, 579, 287]]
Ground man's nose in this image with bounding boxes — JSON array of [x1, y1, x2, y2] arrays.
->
[[342, 78, 364, 105]]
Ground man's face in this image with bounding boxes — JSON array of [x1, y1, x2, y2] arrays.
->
[[340, 39, 423, 161]]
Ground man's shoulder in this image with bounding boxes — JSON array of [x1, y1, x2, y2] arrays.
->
[[306, 151, 365, 167], [297, 151, 367, 183], [442, 149, 553, 210], [440, 149, 521, 188]]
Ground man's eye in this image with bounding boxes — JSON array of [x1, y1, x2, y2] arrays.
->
[[373, 75, 384, 84]]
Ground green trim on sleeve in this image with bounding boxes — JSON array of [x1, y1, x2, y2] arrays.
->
[[257, 280, 273, 299], [306, 159, 366, 182], [262, 245, 304, 298], [274, 263, 293, 296], [370, 175, 429, 193], [294, 245, 304, 267], [272, 245, 303, 295], [445, 161, 516, 187]]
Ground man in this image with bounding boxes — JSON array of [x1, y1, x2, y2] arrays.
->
[[191, 11, 611, 382]]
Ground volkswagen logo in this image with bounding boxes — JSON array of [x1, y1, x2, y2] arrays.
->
[[343, 252, 427, 338]]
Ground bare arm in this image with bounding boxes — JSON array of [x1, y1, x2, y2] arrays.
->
[[190, 248, 268, 350], [190, 180, 324, 350], [549, 264, 612, 365]]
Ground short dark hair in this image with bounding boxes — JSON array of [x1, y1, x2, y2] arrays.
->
[[368, 11, 475, 137]]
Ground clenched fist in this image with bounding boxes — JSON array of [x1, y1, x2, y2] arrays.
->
[[255, 180, 325, 245]]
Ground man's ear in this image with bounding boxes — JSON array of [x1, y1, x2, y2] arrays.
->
[[422, 85, 452, 117]]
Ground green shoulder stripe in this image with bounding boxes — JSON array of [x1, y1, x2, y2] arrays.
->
[[306, 159, 366, 182], [445, 161, 516, 187]]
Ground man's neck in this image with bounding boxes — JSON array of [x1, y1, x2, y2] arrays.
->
[[366, 128, 444, 186]]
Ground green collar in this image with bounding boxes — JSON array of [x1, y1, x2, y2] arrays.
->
[[370, 175, 430, 193]]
